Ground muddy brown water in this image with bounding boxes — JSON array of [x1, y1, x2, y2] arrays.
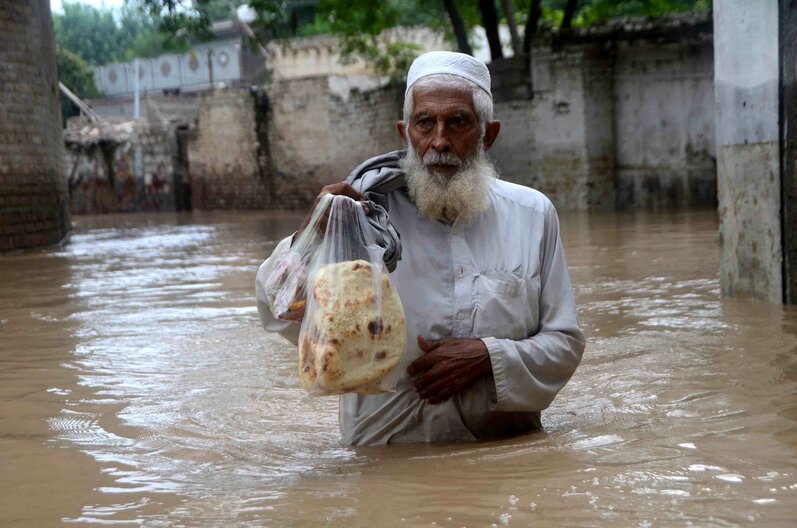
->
[[1, 209, 795, 527]]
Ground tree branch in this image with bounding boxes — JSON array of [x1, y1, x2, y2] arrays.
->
[[478, 0, 503, 60], [561, 0, 579, 30], [442, 0, 473, 55], [522, 0, 541, 55]]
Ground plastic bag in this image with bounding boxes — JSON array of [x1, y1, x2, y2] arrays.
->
[[262, 194, 407, 396]]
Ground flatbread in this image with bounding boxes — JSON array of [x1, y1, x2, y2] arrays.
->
[[299, 259, 406, 394]]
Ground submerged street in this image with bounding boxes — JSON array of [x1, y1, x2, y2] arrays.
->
[[1, 209, 795, 526]]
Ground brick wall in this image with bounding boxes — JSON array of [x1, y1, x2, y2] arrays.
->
[[266, 76, 403, 208], [186, 88, 269, 210], [0, 0, 70, 251]]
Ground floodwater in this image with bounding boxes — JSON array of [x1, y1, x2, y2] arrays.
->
[[1, 209, 796, 527]]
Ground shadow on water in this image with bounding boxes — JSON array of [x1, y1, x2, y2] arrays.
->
[[0, 208, 796, 526]]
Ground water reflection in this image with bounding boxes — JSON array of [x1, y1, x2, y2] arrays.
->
[[0, 209, 795, 526]]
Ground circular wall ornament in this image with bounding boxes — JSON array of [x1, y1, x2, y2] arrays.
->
[[189, 55, 200, 72], [217, 51, 229, 67], [160, 61, 171, 76], [108, 69, 117, 83]]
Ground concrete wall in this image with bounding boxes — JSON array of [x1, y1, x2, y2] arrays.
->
[[260, 34, 715, 213], [714, 0, 782, 302], [0, 0, 70, 252], [490, 49, 618, 211], [67, 19, 718, 216], [86, 93, 201, 123], [94, 36, 246, 97], [266, 76, 403, 207], [64, 122, 176, 214], [186, 88, 270, 210], [266, 27, 445, 81], [614, 40, 715, 208], [487, 39, 713, 212]]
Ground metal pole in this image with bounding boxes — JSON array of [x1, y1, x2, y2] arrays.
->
[[132, 59, 143, 205], [207, 49, 214, 87], [133, 59, 140, 119]]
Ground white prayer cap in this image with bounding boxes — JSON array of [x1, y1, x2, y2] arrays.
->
[[405, 51, 492, 98]]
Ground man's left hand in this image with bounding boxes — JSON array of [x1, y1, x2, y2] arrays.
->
[[407, 336, 493, 404]]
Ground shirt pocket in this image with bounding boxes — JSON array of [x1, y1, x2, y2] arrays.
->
[[472, 272, 540, 341]]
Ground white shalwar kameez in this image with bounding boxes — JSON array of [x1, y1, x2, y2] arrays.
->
[[256, 178, 586, 445]]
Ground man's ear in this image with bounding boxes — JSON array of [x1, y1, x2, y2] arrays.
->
[[396, 121, 408, 144], [483, 121, 501, 150]]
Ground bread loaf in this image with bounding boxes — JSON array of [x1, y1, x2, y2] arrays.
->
[[299, 260, 406, 393]]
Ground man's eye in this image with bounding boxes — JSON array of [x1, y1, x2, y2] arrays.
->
[[449, 115, 468, 128], [416, 117, 433, 129]]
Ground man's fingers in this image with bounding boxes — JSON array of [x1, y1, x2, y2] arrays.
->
[[417, 335, 441, 352], [332, 182, 367, 202], [406, 353, 436, 378], [417, 377, 454, 404], [407, 336, 444, 376]]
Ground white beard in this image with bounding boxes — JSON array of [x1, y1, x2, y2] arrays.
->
[[401, 143, 498, 225]]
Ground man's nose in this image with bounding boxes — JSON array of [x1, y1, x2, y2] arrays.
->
[[430, 121, 451, 152]]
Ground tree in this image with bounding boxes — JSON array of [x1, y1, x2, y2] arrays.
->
[[522, 0, 542, 54], [53, 2, 124, 66], [311, 0, 430, 80], [502, 0, 522, 55], [53, 1, 185, 65], [56, 47, 100, 122], [560, 0, 579, 29], [546, 0, 711, 28], [478, 0, 503, 59], [128, 0, 712, 80], [442, 0, 473, 55]]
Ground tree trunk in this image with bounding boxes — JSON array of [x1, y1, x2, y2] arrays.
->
[[522, 0, 541, 55], [478, 0, 503, 60], [561, 0, 579, 30], [502, 0, 522, 56], [442, 0, 473, 56]]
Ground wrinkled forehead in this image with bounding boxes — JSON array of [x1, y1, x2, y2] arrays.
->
[[410, 85, 477, 117]]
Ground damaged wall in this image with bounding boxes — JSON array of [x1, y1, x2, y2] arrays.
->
[[266, 76, 403, 207], [260, 21, 714, 212], [64, 121, 176, 214], [489, 48, 617, 211], [614, 40, 715, 208], [185, 88, 270, 210], [67, 16, 717, 215]]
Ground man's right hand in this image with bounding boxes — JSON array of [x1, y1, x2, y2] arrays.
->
[[295, 182, 369, 243]]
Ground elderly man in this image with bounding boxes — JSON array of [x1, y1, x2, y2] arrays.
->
[[256, 51, 585, 445]]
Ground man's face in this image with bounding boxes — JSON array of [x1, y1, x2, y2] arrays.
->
[[404, 86, 483, 175]]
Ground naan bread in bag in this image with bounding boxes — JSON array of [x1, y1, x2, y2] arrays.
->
[[299, 260, 406, 393]]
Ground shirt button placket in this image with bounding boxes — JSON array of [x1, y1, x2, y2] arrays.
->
[[450, 229, 470, 336]]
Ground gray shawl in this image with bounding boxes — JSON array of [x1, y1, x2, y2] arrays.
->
[[346, 150, 407, 273]]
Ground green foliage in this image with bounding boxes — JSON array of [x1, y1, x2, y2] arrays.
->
[[54, 0, 191, 114], [56, 47, 100, 122], [532, 0, 711, 27], [311, 0, 477, 81], [54, 1, 183, 65], [135, 0, 315, 42], [53, 2, 123, 66], [122, 0, 712, 81]]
